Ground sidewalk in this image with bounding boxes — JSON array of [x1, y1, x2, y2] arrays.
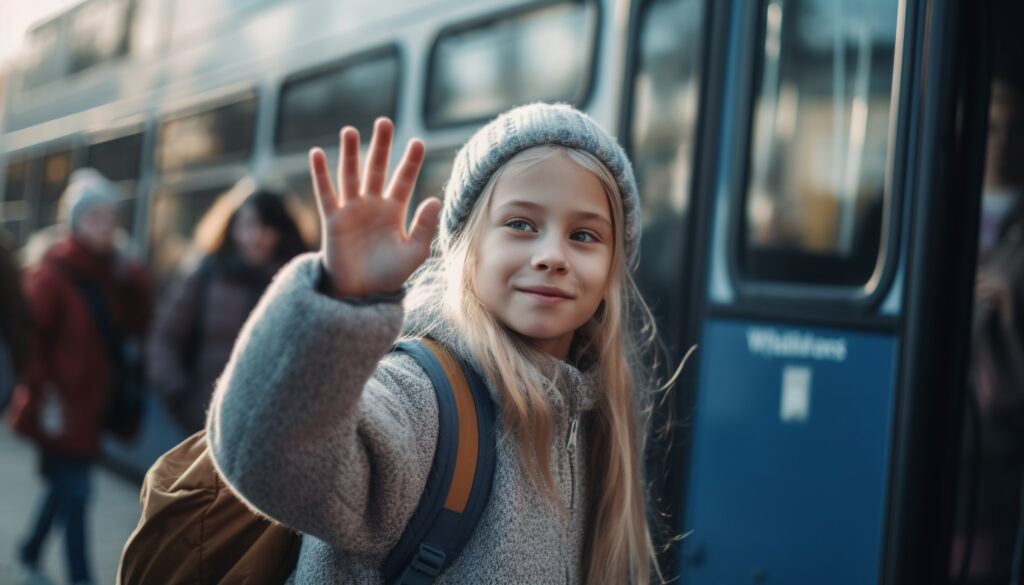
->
[[0, 425, 143, 585]]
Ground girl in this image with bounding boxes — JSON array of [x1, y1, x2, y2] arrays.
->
[[147, 185, 308, 433], [206, 103, 661, 584]]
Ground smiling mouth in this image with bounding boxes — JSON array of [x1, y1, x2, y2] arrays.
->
[[518, 287, 573, 303]]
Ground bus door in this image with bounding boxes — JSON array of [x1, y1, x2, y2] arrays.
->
[[676, 0, 989, 583], [619, 0, 719, 574]]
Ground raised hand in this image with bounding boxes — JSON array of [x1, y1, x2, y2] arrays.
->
[[310, 118, 442, 299]]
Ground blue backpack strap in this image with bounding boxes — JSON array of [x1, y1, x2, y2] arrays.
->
[[384, 339, 496, 585]]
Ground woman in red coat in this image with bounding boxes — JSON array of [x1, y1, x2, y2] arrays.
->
[[7, 168, 151, 585]]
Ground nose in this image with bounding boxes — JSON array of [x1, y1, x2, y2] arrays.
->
[[532, 234, 568, 274]]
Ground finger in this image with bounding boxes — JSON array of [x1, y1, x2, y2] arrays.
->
[[386, 138, 425, 204], [309, 148, 338, 218], [407, 197, 442, 253], [362, 117, 394, 197], [338, 127, 361, 202]]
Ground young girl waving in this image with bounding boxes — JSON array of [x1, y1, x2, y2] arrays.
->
[[206, 103, 661, 584]]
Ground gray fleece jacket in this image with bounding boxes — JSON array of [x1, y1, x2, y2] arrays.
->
[[206, 253, 600, 584]]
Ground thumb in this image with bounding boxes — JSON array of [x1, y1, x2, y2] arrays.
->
[[408, 198, 442, 254]]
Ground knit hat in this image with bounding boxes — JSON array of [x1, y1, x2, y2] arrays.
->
[[59, 168, 119, 230], [440, 103, 641, 264]]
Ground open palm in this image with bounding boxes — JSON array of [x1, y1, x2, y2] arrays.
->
[[310, 118, 441, 299]]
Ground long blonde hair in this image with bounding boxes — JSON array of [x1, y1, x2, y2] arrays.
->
[[405, 145, 661, 584]]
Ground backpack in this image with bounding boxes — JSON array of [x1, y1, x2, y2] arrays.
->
[[118, 338, 496, 585]]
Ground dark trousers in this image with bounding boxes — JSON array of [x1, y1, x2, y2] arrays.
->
[[18, 451, 93, 584]]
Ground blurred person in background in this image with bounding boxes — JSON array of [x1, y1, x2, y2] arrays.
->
[[146, 183, 308, 434], [955, 74, 1024, 584], [5, 168, 152, 585], [0, 229, 31, 412]]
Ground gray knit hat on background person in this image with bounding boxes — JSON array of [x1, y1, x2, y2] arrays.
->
[[59, 167, 120, 231], [440, 102, 641, 265]]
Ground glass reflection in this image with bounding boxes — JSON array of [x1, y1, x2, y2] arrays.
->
[[39, 151, 73, 228], [148, 185, 231, 289], [157, 97, 258, 172], [69, 0, 132, 74], [427, 1, 596, 126], [629, 0, 705, 337], [743, 0, 899, 285], [277, 48, 400, 152]]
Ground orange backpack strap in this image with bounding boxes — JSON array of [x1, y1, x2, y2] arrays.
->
[[383, 339, 497, 584]]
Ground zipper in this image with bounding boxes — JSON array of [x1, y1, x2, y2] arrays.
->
[[566, 416, 579, 511], [564, 415, 580, 584]]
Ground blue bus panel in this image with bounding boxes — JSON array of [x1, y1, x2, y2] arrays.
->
[[682, 318, 899, 584]]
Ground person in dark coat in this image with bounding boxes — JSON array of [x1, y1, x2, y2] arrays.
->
[[0, 230, 31, 411], [6, 168, 152, 585], [146, 185, 308, 433], [953, 76, 1024, 584]]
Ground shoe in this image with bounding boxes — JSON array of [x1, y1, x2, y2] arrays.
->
[[13, 562, 57, 585]]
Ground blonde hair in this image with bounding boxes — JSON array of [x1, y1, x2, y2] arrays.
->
[[405, 145, 662, 584]]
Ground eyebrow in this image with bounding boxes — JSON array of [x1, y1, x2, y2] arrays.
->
[[495, 199, 613, 229]]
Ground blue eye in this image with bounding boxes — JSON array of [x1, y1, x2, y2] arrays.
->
[[506, 220, 532, 231], [570, 231, 598, 243]]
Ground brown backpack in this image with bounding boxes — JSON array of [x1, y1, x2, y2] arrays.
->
[[117, 339, 497, 585], [116, 431, 302, 585]]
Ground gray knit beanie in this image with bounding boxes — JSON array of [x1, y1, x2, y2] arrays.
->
[[60, 167, 119, 231], [440, 103, 641, 264]]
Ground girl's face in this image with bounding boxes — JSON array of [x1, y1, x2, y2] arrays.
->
[[475, 155, 614, 359], [232, 204, 280, 267]]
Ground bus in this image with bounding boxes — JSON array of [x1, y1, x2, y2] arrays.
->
[[2, 0, 1022, 582]]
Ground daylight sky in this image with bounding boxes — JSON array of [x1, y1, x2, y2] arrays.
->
[[0, 0, 82, 68]]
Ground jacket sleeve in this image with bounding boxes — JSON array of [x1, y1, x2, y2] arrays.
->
[[145, 266, 205, 398], [205, 253, 440, 560]]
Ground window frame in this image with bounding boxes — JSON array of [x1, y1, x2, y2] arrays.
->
[[423, 0, 601, 129], [725, 0, 911, 310], [274, 43, 403, 153]]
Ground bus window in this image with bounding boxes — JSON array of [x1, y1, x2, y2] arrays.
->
[[39, 149, 74, 229], [148, 184, 231, 288], [628, 0, 706, 337], [23, 20, 62, 90], [4, 158, 29, 203], [276, 46, 400, 153], [87, 132, 142, 183], [274, 173, 322, 244], [156, 95, 259, 173], [69, 0, 132, 74], [740, 0, 899, 286], [2, 158, 31, 245], [87, 131, 143, 231], [425, 0, 598, 127], [407, 148, 456, 230]]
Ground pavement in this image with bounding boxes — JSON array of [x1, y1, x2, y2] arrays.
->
[[0, 396, 187, 585]]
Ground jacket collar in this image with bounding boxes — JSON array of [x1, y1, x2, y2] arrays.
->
[[43, 236, 115, 282]]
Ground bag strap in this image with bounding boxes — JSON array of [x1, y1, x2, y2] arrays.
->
[[52, 260, 123, 368], [384, 339, 496, 585], [184, 257, 216, 372]]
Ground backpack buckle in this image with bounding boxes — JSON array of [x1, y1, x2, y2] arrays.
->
[[410, 544, 446, 577]]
